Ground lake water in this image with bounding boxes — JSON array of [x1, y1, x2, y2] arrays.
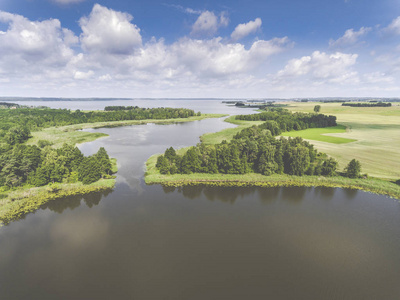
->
[[1, 100, 400, 299]]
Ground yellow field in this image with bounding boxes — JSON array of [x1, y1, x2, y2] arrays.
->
[[284, 102, 400, 179]]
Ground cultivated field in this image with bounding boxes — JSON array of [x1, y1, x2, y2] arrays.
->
[[284, 102, 400, 179]]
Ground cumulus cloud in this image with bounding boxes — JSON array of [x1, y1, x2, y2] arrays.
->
[[191, 11, 229, 37], [329, 27, 371, 48], [79, 4, 142, 55], [278, 51, 358, 83], [0, 10, 77, 70], [231, 18, 262, 41]]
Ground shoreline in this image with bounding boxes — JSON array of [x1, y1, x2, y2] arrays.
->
[[145, 156, 400, 200], [0, 114, 225, 225]]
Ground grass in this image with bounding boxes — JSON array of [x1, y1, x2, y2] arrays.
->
[[281, 125, 357, 144], [282, 102, 400, 179], [201, 116, 264, 144]]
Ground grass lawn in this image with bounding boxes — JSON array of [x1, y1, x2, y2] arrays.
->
[[281, 125, 357, 144], [283, 102, 400, 179]]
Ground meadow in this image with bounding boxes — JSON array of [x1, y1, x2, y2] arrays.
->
[[281, 125, 357, 144], [284, 102, 400, 179]]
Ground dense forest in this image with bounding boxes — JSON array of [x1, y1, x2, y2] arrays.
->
[[0, 106, 198, 141], [156, 110, 363, 179], [156, 111, 341, 177], [0, 143, 113, 189], [341, 102, 391, 107]]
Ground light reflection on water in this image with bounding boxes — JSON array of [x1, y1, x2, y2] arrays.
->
[[0, 100, 400, 299]]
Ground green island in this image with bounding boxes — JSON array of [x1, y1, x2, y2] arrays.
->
[[145, 102, 400, 200], [0, 104, 224, 225]]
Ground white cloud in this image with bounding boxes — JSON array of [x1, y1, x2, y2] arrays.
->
[[329, 27, 371, 48], [363, 72, 394, 84], [0, 10, 77, 71], [79, 4, 142, 55], [278, 51, 358, 83], [191, 11, 229, 37], [167, 4, 202, 15], [231, 18, 262, 41], [384, 16, 400, 35], [74, 70, 94, 80]]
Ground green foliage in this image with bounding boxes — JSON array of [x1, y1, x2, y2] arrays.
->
[[314, 105, 321, 113], [37, 139, 53, 148], [345, 159, 362, 178], [235, 110, 337, 129], [156, 116, 336, 178], [4, 126, 31, 145], [342, 102, 391, 107]]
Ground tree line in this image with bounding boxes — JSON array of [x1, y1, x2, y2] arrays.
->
[[235, 110, 337, 133], [0, 143, 113, 189], [341, 102, 391, 107], [156, 111, 362, 179], [0, 106, 198, 140]]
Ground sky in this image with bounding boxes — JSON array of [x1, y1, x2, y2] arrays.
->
[[1, 0, 400, 98]]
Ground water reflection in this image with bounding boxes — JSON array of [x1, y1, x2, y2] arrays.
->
[[41, 190, 113, 214], [174, 185, 355, 205]]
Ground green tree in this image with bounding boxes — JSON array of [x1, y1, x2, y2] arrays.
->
[[286, 145, 311, 176], [345, 159, 361, 178], [95, 147, 112, 176], [79, 157, 102, 184], [321, 157, 338, 176], [314, 105, 321, 113]]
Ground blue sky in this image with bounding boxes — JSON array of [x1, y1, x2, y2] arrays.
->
[[1, 0, 400, 98]]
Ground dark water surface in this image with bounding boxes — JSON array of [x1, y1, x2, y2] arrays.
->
[[1, 100, 400, 299]]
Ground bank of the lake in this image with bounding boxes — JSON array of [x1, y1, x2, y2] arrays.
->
[[0, 178, 115, 226], [145, 153, 400, 199], [27, 113, 226, 148], [0, 114, 225, 225]]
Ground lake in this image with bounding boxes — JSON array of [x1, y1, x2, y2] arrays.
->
[[1, 99, 400, 299]]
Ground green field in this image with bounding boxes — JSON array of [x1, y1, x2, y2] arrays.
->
[[281, 125, 357, 144], [201, 116, 264, 144], [284, 102, 400, 179]]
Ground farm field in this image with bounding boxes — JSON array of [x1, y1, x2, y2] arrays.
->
[[281, 125, 357, 144], [284, 102, 400, 179]]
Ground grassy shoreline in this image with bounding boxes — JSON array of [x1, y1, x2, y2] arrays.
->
[[0, 158, 119, 225], [145, 154, 400, 200], [1, 114, 225, 225]]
